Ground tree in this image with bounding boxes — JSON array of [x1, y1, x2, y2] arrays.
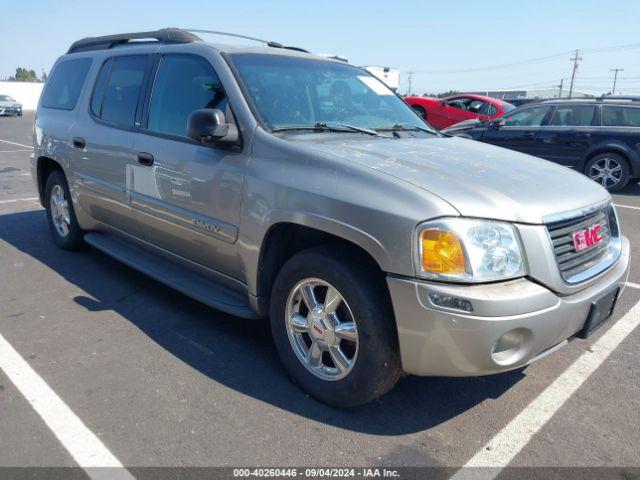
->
[[9, 67, 39, 82]]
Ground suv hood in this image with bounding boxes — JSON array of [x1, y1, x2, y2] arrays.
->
[[0, 100, 21, 107], [295, 135, 609, 224]]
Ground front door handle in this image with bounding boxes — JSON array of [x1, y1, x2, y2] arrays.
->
[[137, 152, 155, 166], [575, 133, 591, 138], [72, 137, 86, 149], [523, 132, 536, 138]]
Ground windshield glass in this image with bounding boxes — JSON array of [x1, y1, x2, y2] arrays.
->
[[228, 53, 431, 132], [0, 95, 12, 101]]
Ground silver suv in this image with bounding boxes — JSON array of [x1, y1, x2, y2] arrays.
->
[[32, 29, 630, 406]]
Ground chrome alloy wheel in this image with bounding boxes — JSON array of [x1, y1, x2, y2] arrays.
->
[[50, 184, 71, 237], [285, 278, 359, 381], [589, 157, 623, 189]]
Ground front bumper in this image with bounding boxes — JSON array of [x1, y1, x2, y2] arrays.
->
[[387, 235, 630, 376], [0, 106, 22, 115]]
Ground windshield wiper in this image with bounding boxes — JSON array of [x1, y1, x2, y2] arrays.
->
[[376, 123, 438, 134], [273, 122, 388, 137]]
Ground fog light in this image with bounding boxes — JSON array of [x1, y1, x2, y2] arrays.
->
[[491, 328, 532, 366], [428, 293, 473, 312]]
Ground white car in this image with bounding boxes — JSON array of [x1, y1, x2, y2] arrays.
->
[[0, 95, 23, 116]]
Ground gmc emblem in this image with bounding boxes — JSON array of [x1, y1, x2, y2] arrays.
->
[[572, 224, 603, 252]]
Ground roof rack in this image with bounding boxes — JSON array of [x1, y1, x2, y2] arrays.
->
[[67, 27, 309, 54], [597, 95, 640, 102], [185, 29, 309, 53], [68, 28, 200, 54]]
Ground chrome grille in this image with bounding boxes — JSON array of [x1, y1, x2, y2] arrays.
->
[[546, 207, 615, 282]]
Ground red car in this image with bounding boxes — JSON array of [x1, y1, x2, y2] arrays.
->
[[404, 94, 515, 130]]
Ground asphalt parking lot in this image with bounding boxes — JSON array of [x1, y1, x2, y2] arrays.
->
[[1, 112, 639, 477]]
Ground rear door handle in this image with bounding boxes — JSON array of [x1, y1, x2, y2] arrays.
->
[[575, 133, 591, 138], [137, 152, 154, 166], [72, 137, 86, 149], [523, 132, 536, 138]]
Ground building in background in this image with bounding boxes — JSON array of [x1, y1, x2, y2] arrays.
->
[[468, 88, 590, 101]]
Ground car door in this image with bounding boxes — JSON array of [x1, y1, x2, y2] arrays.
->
[[442, 96, 475, 126], [130, 53, 246, 279], [480, 104, 554, 156], [423, 100, 451, 129], [70, 54, 152, 236], [534, 104, 596, 167]]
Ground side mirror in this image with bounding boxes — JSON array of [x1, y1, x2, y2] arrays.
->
[[491, 118, 506, 129], [187, 109, 239, 144]]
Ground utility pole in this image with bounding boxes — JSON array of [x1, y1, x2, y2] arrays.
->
[[568, 50, 582, 98], [557, 78, 564, 98], [610, 68, 624, 95], [406, 71, 414, 96]]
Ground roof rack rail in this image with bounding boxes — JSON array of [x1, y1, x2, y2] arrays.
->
[[68, 28, 201, 54], [67, 27, 309, 55], [597, 95, 640, 102], [185, 29, 309, 53]]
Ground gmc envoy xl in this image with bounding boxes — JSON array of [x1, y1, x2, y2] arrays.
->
[[32, 29, 630, 406]]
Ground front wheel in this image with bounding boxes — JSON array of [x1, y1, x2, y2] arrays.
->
[[585, 152, 630, 192], [270, 247, 402, 407]]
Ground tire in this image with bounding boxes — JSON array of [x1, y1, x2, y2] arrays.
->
[[270, 246, 402, 407], [584, 152, 630, 192], [44, 170, 83, 250]]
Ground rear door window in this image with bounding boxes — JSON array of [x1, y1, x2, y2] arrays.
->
[[602, 105, 640, 127], [90, 58, 113, 117], [41, 58, 92, 110], [548, 105, 596, 126], [98, 55, 148, 128]]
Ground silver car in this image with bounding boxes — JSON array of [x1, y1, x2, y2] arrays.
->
[[0, 94, 22, 116], [32, 29, 630, 406]]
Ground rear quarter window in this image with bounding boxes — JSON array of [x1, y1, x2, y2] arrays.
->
[[41, 58, 92, 110], [602, 105, 640, 127]]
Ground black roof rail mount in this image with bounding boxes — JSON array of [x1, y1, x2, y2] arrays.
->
[[67, 28, 309, 55], [67, 28, 201, 54]]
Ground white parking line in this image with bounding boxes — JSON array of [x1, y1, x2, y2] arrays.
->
[[0, 149, 33, 153], [450, 298, 640, 480], [0, 197, 39, 204], [0, 332, 134, 479], [627, 281, 640, 290], [0, 139, 33, 149], [614, 203, 640, 211]]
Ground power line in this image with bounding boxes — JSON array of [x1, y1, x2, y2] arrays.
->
[[410, 41, 640, 75]]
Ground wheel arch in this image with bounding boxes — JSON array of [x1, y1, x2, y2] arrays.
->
[[36, 156, 64, 206], [253, 221, 390, 315], [581, 144, 634, 175]]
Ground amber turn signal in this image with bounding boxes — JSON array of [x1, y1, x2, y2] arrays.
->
[[420, 228, 467, 275]]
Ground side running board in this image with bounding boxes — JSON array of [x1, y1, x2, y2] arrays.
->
[[84, 232, 258, 319]]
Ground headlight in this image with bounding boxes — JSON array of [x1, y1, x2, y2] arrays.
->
[[415, 218, 526, 282]]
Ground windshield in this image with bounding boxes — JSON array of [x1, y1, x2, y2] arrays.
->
[[0, 95, 13, 101], [228, 53, 431, 132]]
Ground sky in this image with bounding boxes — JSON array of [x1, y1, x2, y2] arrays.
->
[[1, 0, 639, 96]]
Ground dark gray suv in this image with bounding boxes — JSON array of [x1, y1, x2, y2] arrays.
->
[[32, 29, 630, 406]]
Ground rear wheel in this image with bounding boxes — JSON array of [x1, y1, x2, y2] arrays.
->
[[585, 152, 630, 192], [44, 170, 83, 250], [270, 247, 402, 407]]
